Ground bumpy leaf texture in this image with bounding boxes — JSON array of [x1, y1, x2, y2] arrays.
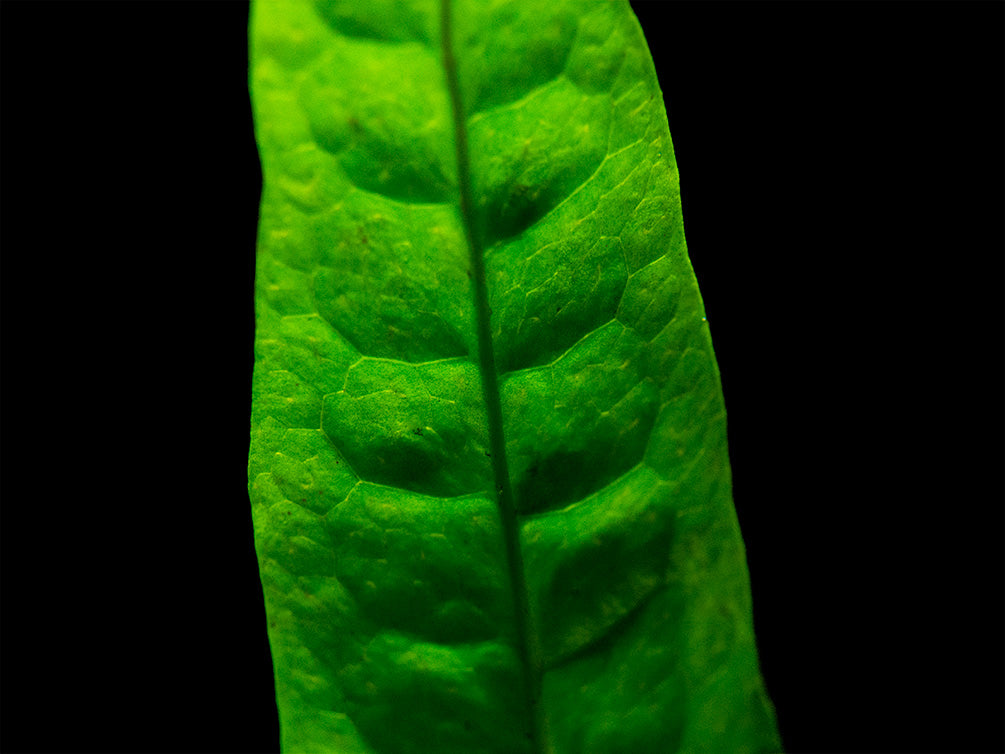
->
[[248, 1, 781, 752]]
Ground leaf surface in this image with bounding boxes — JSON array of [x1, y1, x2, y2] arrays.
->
[[248, 1, 780, 751]]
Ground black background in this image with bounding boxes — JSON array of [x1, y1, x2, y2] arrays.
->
[[1, 2, 1002, 753]]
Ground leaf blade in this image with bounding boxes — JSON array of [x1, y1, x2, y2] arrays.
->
[[249, 1, 781, 752]]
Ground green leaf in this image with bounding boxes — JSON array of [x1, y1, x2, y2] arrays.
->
[[248, 1, 781, 752]]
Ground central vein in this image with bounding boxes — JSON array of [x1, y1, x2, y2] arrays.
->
[[439, 2, 546, 751]]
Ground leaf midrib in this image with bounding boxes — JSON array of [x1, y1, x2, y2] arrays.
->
[[439, 2, 547, 752]]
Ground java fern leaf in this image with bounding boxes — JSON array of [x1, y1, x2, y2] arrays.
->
[[248, 1, 780, 752]]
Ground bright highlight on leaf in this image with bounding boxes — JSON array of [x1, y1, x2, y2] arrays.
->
[[248, 1, 781, 752]]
